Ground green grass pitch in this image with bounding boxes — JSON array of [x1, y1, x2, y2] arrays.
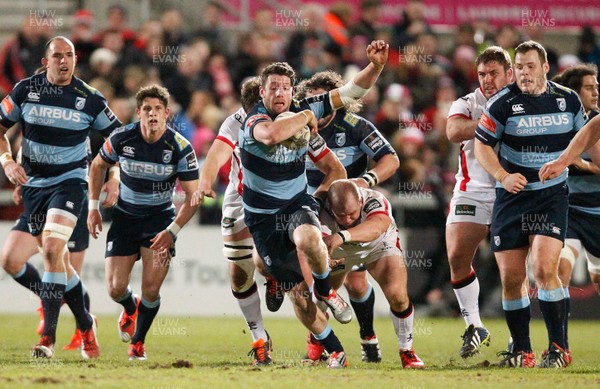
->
[[1, 314, 599, 388]]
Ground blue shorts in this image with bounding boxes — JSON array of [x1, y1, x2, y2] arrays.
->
[[21, 179, 87, 237], [12, 199, 89, 252], [566, 207, 600, 258], [246, 194, 320, 285], [491, 183, 568, 252], [106, 207, 176, 259]]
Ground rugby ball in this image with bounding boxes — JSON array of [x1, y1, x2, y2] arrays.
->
[[275, 111, 311, 150]]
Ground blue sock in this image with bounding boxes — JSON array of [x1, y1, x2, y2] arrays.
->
[[13, 263, 42, 297], [64, 274, 93, 330], [538, 288, 566, 349], [312, 269, 332, 298], [563, 287, 570, 349], [114, 286, 137, 316], [313, 324, 343, 353], [503, 297, 532, 352], [40, 272, 67, 341], [350, 284, 376, 339], [131, 297, 160, 344]]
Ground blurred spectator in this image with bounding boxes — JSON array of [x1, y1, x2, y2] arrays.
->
[[161, 8, 188, 48], [493, 24, 520, 60], [323, 2, 353, 57], [455, 22, 476, 49], [392, 0, 432, 49], [88, 77, 115, 102], [191, 104, 222, 163], [193, 1, 234, 56], [70, 9, 98, 78], [285, 3, 330, 71], [94, 4, 136, 46], [251, 10, 285, 62], [448, 45, 478, 98], [350, 0, 382, 42], [89, 48, 117, 81], [122, 65, 147, 98], [0, 16, 53, 95], [109, 97, 135, 124], [167, 97, 195, 141], [578, 26, 600, 69], [416, 32, 452, 74], [163, 41, 213, 111], [523, 26, 559, 77], [375, 83, 411, 139], [232, 32, 261, 89], [207, 54, 234, 103]]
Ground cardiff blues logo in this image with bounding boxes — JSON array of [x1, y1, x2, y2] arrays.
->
[[162, 150, 173, 163], [556, 98, 566, 112], [335, 132, 346, 146], [75, 97, 86, 110]]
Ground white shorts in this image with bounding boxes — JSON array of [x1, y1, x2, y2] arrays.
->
[[330, 231, 401, 275], [564, 238, 600, 275], [220, 183, 247, 236], [446, 190, 495, 225]]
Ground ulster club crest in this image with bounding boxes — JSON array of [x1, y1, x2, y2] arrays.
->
[[556, 98, 566, 112], [75, 97, 86, 110], [162, 150, 173, 163]]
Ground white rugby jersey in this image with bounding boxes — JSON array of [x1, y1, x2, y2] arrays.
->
[[447, 87, 496, 193], [321, 187, 398, 260], [215, 107, 245, 196]]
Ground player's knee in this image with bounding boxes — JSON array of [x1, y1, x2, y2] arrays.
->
[[230, 259, 255, 292], [532, 261, 556, 284], [590, 273, 600, 294], [293, 225, 322, 254], [502, 274, 525, 294], [1, 254, 23, 275], [344, 274, 369, 296], [142, 284, 161, 302]]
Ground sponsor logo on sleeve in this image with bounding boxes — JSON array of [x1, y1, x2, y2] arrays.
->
[[103, 106, 116, 121], [186, 152, 198, 170], [1, 97, 13, 114], [309, 135, 326, 150], [364, 132, 384, 152], [479, 112, 496, 134], [363, 198, 382, 214]]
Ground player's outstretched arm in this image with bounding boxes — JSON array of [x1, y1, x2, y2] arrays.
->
[[329, 40, 388, 111], [87, 154, 113, 239], [192, 139, 234, 206], [323, 213, 391, 254], [352, 153, 399, 189], [540, 114, 600, 182], [150, 178, 200, 252]]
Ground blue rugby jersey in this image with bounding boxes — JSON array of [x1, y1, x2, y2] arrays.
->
[[0, 73, 120, 187], [99, 122, 199, 216], [305, 110, 395, 193], [475, 81, 587, 190], [239, 93, 333, 215], [567, 109, 600, 215]]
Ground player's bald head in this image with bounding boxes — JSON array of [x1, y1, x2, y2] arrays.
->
[[328, 180, 360, 208], [45, 36, 75, 56]]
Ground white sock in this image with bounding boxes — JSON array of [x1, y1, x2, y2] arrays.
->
[[236, 287, 267, 342], [453, 276, 483, 327], [390, 306, 414, 350]]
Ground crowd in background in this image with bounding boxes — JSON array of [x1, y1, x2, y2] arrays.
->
[[1, 0, 599, 313]]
